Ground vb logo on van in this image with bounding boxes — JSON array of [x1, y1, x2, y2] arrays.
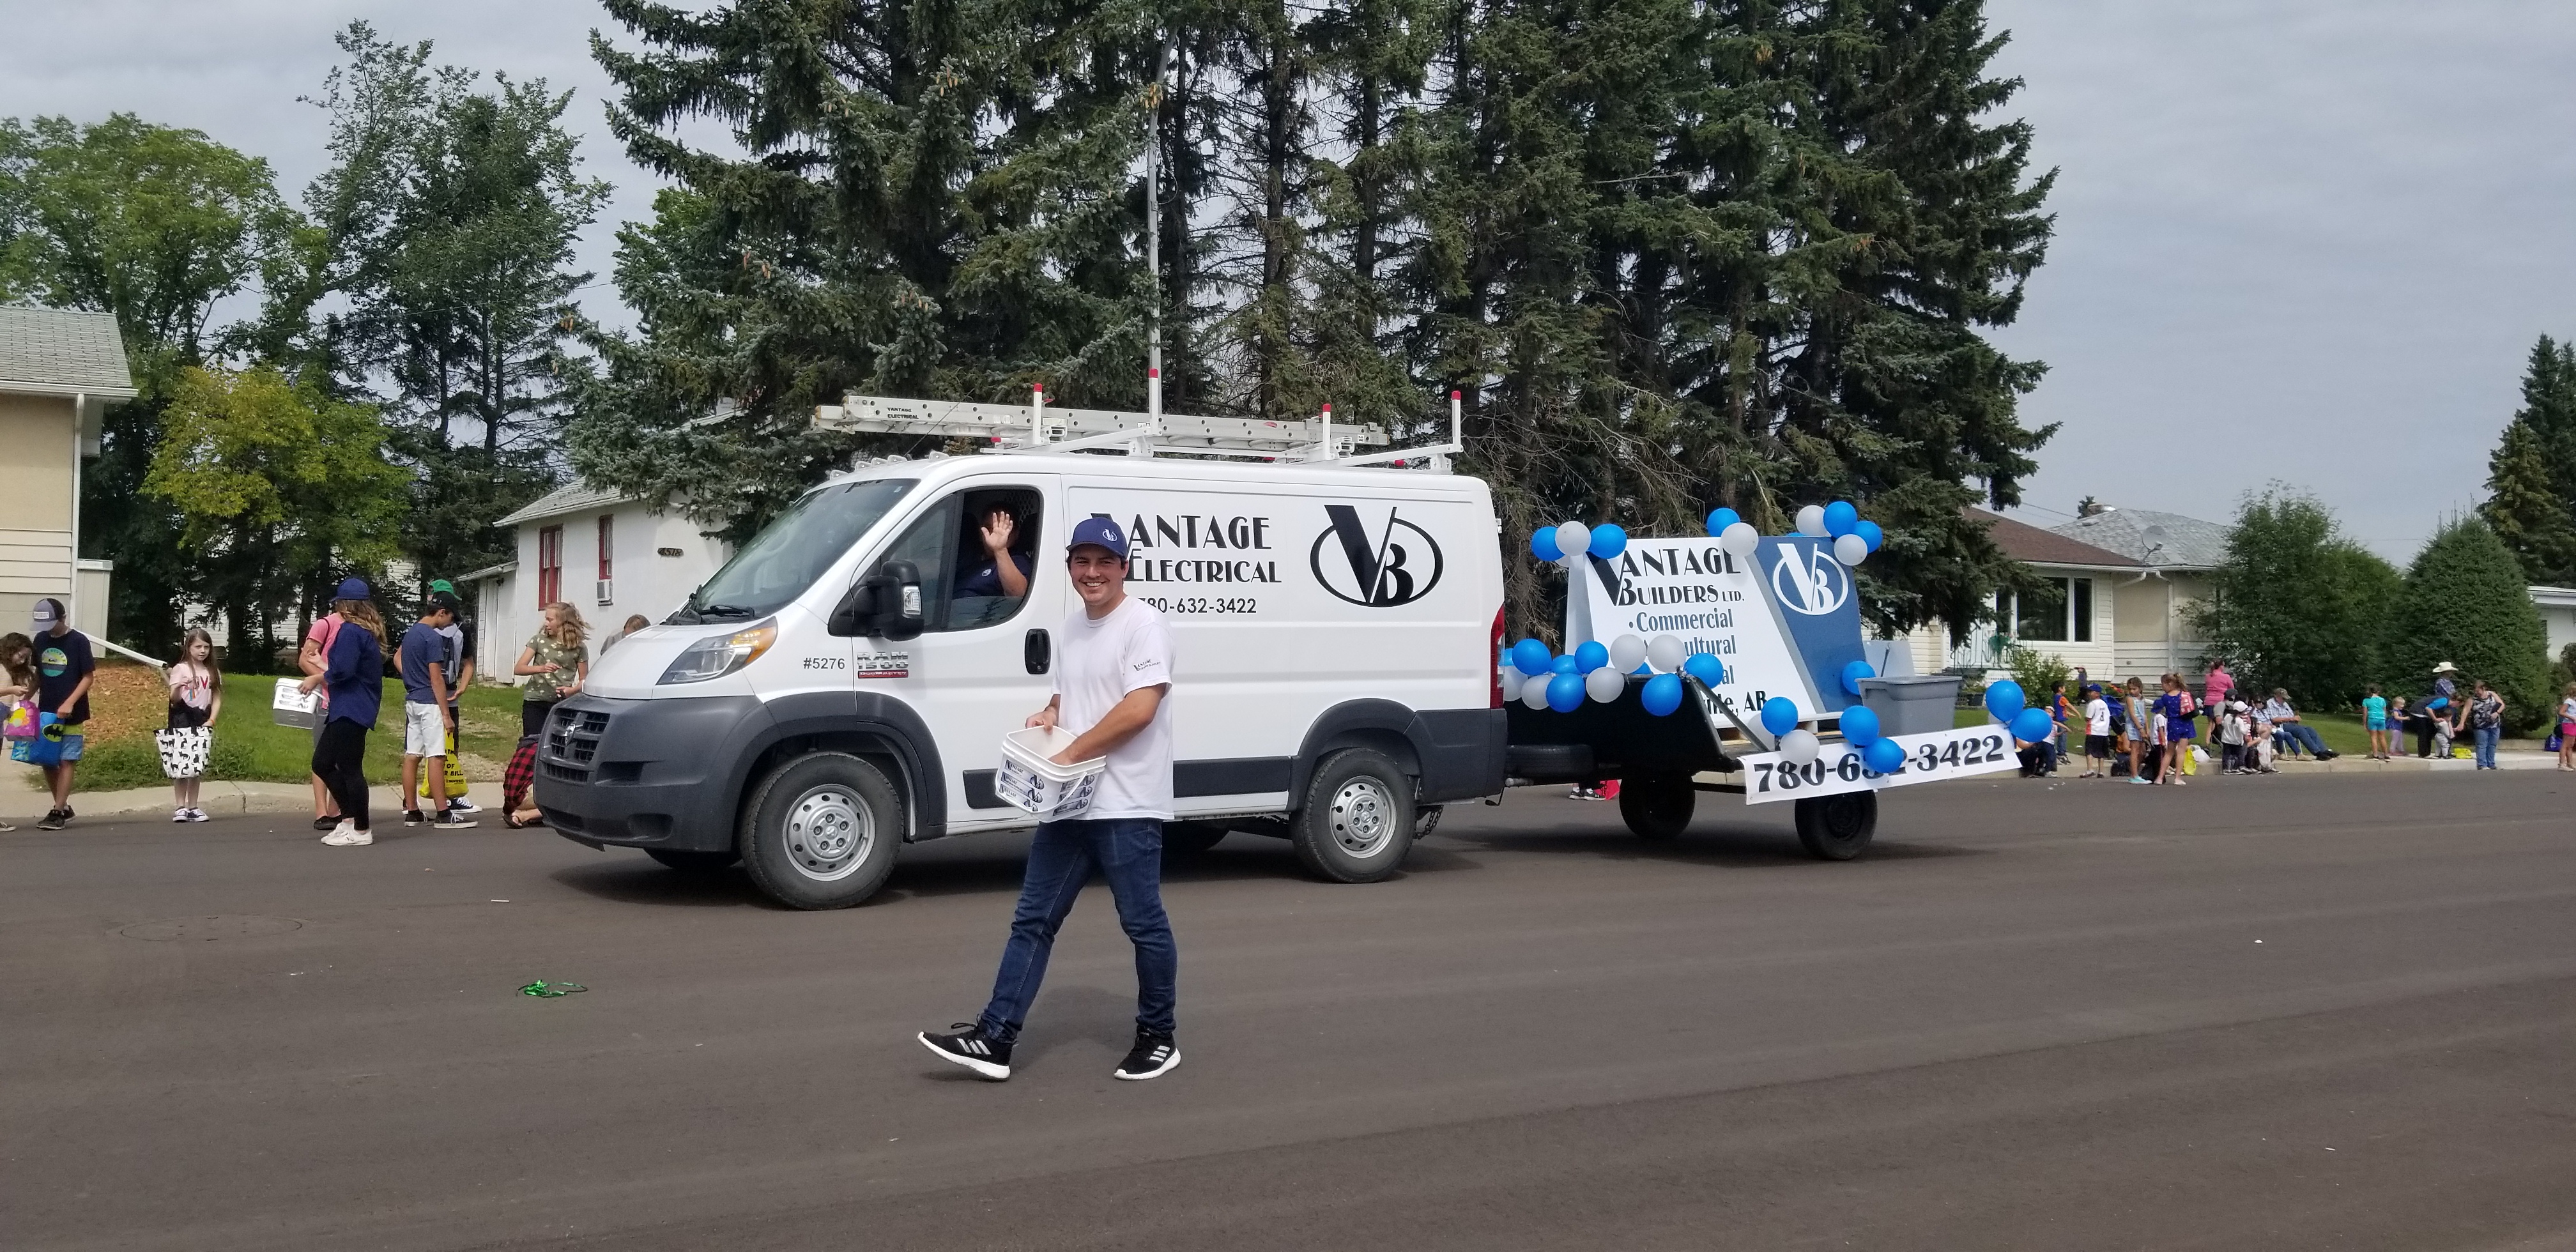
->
[[1310, 505, 1443, 607], [1770, 544, 1850, 616]]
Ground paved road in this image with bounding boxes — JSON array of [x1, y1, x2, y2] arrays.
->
[[6, 771, 2575, 1251]]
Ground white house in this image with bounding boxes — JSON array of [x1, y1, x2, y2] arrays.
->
[[1896, 505, 2226, 684], [461, 482, 730, 681], [0, 307, 133, 636], [2531, 586, 2576, 664]]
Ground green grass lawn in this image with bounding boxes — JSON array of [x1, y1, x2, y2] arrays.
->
[[58, 678, 537, 794]]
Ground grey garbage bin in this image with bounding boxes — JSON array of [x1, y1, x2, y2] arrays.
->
[[1856, 675, 1963, 737]]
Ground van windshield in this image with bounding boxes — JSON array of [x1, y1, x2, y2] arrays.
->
[[670, 479, 918, 623]]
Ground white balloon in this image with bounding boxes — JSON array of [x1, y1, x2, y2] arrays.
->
[[1585, 666, 1625, 703], [1719, 521, 1761, 559], [1521, 674, 1552, 709], [1780, 728, 1821, 765], [1796, 505, 1829, 537], [1646, 634, 1687, 673], [1608, 634, 1648, 673], [1834, 533, 1869, 566], [1554, 522, 1592, 564]]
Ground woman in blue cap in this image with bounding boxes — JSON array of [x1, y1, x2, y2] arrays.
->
[[300, 577, 387, 846]]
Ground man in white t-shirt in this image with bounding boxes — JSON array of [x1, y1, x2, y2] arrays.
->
[[921, 516, 1181, 1083]]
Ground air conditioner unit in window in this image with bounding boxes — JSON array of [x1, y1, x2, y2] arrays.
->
[[595, 579, 613, 606]]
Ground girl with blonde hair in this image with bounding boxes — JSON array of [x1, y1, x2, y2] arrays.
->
[[300, 578, 387, 846], [514, 601, 592, 737]]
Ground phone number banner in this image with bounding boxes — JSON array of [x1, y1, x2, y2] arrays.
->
[[1736, 724, 2020, 804]]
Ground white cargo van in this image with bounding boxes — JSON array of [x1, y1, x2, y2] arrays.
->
[[537, 406, 1506, 910]]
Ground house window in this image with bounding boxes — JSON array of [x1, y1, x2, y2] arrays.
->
[[1997, 577, 2094, 644], [597, 515, 614, 604], [538, 525, 562, 606]]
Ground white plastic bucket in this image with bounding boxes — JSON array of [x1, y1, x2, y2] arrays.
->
[[994, 726, 1106, 820]]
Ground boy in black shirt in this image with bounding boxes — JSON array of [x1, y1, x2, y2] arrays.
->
[[32, 598, 95, 830]]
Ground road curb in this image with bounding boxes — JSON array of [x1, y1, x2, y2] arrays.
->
[[4, 782, 424, 824]]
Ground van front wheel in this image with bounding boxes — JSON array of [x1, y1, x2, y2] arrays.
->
[[1291, 749, 1416, 883], [739, 752, 903, 909]]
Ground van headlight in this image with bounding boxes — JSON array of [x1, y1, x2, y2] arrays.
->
[[658, 619, 778, 685]]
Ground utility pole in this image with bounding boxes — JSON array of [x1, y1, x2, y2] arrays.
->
[[1144, 34, 1173, 434]]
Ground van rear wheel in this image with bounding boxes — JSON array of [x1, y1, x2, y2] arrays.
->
[[739, 752, 903, 909], [1291, 748, 1416, 883]]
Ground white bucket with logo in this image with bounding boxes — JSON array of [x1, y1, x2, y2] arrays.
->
[[995, 726, 1105, 820]]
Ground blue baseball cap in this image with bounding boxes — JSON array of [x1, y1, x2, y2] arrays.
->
[[332, 576, 371, 600], [1067, 516, 1130, 559]]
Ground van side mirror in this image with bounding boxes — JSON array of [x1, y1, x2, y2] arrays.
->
[[827, 560, 924, 640], [872, 560, 925, 641]]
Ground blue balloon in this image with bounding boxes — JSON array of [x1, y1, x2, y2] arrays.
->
[[1641, 673, 1685, 717], [1705, 507, 1740, 537], [1550, 655, 1580, 675], [1841, 705, 1882, 747], [1530, 526, 1562, 562], [1863, 738, 1906, 775], [1854, 519, 1885, 553], [1573, 640, 1609, 673], [2010, 706, 2053, 744], [1983, 678, 2025, 721], [1823, 500, 1860, 537], [1512, 638, 1551, 676], [1546, 672, 1586, 713], [1588, 523, 1627, 560], [1682, 653, 1724, 687], [1760, 696, 1799, 737], [1840, 659, 1876, 696]]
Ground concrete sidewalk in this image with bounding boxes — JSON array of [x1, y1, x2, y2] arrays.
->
[[0, 757, 484, 825]]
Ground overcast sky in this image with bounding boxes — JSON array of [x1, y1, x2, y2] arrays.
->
[[8, 1, 2573, 561]]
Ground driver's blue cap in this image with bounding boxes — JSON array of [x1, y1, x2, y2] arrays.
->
[[1067, 516, 1130, 559]]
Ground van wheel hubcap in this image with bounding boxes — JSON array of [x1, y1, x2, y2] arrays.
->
[[783, 786, 872, 881], [1329, 777, 1397, 859]]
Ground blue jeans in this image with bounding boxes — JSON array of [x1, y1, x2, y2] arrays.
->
[[2272, 724, 2328, 756], [979, 818, 1177, 1042], [2474, 726, 2499, 768]]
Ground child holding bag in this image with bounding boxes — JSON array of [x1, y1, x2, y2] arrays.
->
[[160, 627, 221, 821], [0, 632, 33, 830]]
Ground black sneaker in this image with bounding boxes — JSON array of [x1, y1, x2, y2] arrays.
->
[[36, 808, 66, 830], [402, 809, 428, 827], [313, 816, 341, 832], [433, 811, 479, 829], [918, 1023, 1012, 1080], [1114, 1029, 1180, 1081]]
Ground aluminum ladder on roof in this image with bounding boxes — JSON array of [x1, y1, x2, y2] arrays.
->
[[811, 388, 1463, 470]]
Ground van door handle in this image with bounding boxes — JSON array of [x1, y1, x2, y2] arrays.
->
[[1024, 629, 1050, 675]]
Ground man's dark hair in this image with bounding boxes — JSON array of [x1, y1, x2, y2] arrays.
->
[[425, 592, 463, 619]]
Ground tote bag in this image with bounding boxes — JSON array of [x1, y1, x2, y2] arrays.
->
[[155, 726, 211, 779]]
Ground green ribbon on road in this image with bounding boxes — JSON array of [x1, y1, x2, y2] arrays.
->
[[519, 981, 587, 997]]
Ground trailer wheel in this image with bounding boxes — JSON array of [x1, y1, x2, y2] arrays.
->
[[1291, 748, 1416, 883], [645, 849, 739, 872], [1618, 774, 1695, 840], [1162, 821, 1230, 860], [739, 752, 903, 909], [1793, 791, 1877, 861]]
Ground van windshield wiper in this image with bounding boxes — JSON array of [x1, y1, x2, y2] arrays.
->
[[696, 602, 756, 618]]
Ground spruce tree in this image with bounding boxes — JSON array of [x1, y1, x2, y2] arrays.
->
[[2481, 416, 2576, 584], [2384, 518, 2552, 733], [577, 0, 1158, 540]]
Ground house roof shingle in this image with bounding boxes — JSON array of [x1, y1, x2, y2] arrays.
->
[[0, 307, 137, 398], [1966, 508, 2142, 569], [2046, 508, 2228, 570], [494, 480, 635, 528]]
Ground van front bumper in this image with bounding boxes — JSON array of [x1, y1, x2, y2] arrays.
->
[[535, 694, 767, 854]]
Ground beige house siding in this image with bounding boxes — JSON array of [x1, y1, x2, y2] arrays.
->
[[0, 393, 79, 626]]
